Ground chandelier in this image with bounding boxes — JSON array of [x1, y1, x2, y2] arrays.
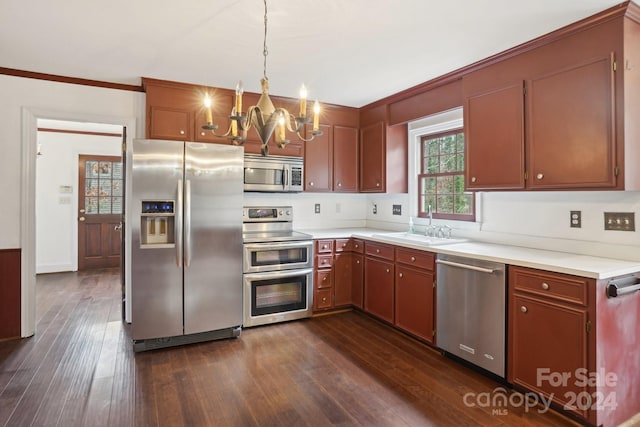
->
[[202, 0, 323, 156]]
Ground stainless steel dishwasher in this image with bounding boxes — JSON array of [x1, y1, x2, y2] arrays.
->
[[436, 253, 506, 378]]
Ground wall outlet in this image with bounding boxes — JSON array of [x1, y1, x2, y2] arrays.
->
[[314, 203, 320, 214], [570, 210, 581, 228], [604, 212, 635, 231], [372, 204, 377, 214], [392, 204, 402, 215]]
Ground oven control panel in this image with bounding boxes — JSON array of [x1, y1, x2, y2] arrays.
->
[[243, 206, 293, 222]]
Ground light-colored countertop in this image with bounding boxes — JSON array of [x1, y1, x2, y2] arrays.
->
[[299, 228, 640, 280]]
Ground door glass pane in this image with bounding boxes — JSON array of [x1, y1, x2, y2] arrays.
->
[[84, 159, 122, 215]]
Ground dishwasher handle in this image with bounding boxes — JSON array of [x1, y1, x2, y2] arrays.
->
[[436, 259, 495, 274]]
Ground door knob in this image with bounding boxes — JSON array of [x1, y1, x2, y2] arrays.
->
[[79, 209, 85, 213], [114, 223, 122, 231], [79, 217, 85, 222]]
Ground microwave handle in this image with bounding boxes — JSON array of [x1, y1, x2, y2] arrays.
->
[[283, 164, 288, 190]]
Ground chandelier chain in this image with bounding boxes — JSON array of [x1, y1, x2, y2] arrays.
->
[[263, 0, 268, 80]]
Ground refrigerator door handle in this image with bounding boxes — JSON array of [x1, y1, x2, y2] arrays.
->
[[176, 179, 183, 267], [184, 179, 192, 267], [282, 165, 287, 190]]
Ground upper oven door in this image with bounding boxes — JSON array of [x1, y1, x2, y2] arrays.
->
[[243, 240, 313, 273]]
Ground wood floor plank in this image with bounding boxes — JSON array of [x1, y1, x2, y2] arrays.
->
[[0, 269, 584, 427]]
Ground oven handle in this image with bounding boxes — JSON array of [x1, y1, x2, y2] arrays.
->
[[243, 268, 314, 281], [244, 240, 314, 251]]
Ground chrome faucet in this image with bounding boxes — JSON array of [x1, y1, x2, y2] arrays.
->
[[426, 204, 436, 237]]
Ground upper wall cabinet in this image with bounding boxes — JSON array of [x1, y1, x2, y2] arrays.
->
[[305, 107, 360, 193], [462, 8, 640, 191], [359, 105, 408, 193]]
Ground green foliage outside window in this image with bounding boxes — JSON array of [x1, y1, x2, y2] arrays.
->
[[419, 131, 474, 220]]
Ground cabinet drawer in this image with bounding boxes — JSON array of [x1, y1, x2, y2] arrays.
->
[[315, 288, 333, 309], [365, 241, 394, 260], [334, 238, 365, 253], [315, 270, 333, 289], [395, 248, 435, 271], [316, 254, 333, 269], [316, 240, 334, 254], [510, 267, 589, 306]]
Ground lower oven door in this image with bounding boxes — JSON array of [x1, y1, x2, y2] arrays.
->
[[243, 268, 313, 327], [243, 240, 313, 273]]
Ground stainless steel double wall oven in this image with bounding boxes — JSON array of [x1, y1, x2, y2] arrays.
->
[[242, 207, 313, 327]]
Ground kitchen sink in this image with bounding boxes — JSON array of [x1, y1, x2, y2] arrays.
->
[[372, 231, 468, 246]]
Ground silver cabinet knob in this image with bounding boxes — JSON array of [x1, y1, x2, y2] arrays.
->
[[337, 182, 342, 187], [200, 131, 206, 136], [542, 282, 549, 290], [179, 130, 185, 135], [521, 306, 528, 313], [309, 181, 314, 186], [399, 272, 403, 278], [376, 182, 380, 187], [536, 173, 544, 180]]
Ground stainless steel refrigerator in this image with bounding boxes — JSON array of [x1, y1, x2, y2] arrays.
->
[[129, 139, 243, 351]]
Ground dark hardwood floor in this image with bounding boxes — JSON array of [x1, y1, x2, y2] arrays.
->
[[0, 268, 581, 427]]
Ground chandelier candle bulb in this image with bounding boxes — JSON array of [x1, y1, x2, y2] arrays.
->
[[235, 81, 243, 114], [204, 96, 213, 124], [299, 85, 307, 117], [278, 115, 286, 141], [313, 100, 320, 131]]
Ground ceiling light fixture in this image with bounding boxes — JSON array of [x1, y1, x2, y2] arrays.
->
[[202, 0, 323, 156]]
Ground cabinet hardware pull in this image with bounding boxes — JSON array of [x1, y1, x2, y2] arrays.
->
[[322, 297, 327, 303], [180, 130, 185, 135], [536, 173, 544, 180], [386, 268, 390, 273], [309, 181, 314, 186], [342, 243, 347, 247], [323, 276, 327, 281], [355, 244, 359, 248], [356, 260, 360, 264], [521, 306, 528, 313], [399, 273, 403, 278], [471, 177, 477, 183], [376, 249, 380, 253], [541, 282, 549, 290], [376, 182, 380, 187], [337, 182, 342, 187], [322, 245, 327, 249], [411, 256, 416, 262]]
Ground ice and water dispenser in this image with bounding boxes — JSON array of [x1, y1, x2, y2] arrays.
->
[[140, 200, 175, 247]]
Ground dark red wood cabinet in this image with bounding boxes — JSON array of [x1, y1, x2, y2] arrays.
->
[[313, 238, 363, 312], [304, 124, 332, 192], [332, 125, 359, 192], [394, 247, 435, 344], [508, 266, 594, 423], [363, 241, 395, 323]]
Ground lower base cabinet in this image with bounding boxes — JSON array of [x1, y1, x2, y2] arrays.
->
[[364, 256, 395, 323], [313, 238, 363, 311], [394, 247, 435, 344], [508, 266, 594, 424]]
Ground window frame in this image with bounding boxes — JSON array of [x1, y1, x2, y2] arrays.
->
[[417, 128, 475, 222]]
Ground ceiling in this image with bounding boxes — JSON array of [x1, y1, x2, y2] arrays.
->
[[0, 0, 629, 107]]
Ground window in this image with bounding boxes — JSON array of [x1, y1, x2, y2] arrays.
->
[[418, 130, 474, 221]]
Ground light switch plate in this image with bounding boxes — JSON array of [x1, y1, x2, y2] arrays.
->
[[314, 203, 320, 214], [604, 212, 635, 231], [570, 210, 581, 228], [392, 205, 402, 215]]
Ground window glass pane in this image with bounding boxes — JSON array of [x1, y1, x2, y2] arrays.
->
[[99, 180, 111, 196], [112, 197, 122, 215], [99, 196, 112, 214], [456, 133, 465, 152], [86, 161, 99, 178], [441, 135, 456, 154], [99, 162, 112, 177], [455, 194, 474, 215], [426, 156, 439, 174], [456, 151, 465, 171], [85, 179, 98, 197], [112, 162, 123, 179], [437, 195, 454, 213], [436, 175, 454, 194], [86, 197, 98, 214], [440, 154, 457, 173], [112, 180, 123, 197]]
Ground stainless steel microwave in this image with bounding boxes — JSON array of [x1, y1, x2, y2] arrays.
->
[[244, 154, 304, 192]]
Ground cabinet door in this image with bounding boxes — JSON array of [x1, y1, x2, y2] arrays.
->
[[464, 82, 525, 190], [395, 266, 435, 343], [304, 124, 332, 191], [527, 55, 616, 189], [149, 106, 191, 141], [364, 256, 394, 323], [333, 125, 359, 192], [359, 121, 385, 192], [333, 252, 353, 307], [351, 254, 364, 309], [509, 294, 590, 420]]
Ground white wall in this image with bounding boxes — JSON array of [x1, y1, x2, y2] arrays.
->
[[35, 129, 121, 273], [0, 74, 144, 336]]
